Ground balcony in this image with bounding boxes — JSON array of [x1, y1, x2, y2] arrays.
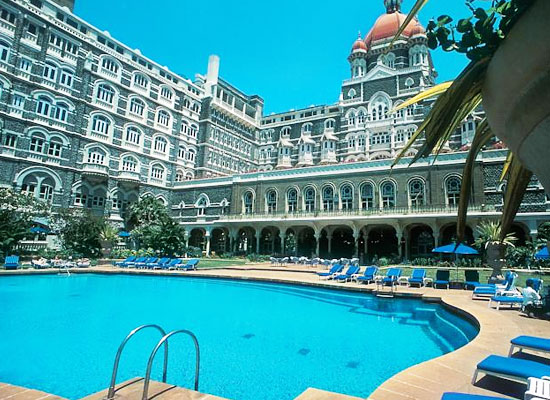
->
[[221, 205, 498, 222], [82, 163, 109, 177], [118, 170, 141, 183]]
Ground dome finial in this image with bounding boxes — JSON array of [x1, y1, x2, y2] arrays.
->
[[358, 30, 362, 39], [384, 0, 402, 13]]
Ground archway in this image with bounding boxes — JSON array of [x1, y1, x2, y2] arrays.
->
[[188, 228, 205, 250], [330, 226, 355, 259], [509, 223, 528, 246], [237, 226, 256, 254], [297, 227, 316, 257], [440, 224, 474, 245], [366, 226, 398, 261], [211, 228, 228, 255], [408, 225, 435, 258], [260, 226, 281, 255]]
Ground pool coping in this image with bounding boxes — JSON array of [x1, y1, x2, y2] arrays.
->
[[1, 265, 548, 400]]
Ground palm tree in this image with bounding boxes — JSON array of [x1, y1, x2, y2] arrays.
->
[[475, 221, 517, 280]]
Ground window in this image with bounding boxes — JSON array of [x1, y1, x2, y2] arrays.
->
[[19, 58, 32, 72], [381, 182, 396, 208], [154, 136, 168, 154], [178, 146, 186, 159], [4, 133, 16, 148], [59, 69, 73, 88], [36, 96, 52, 116], [361, 183, 374, 209], [49, 33, 64, 49], [133, 73, 149, 89], [87, 148, 106, 164], [47, 138, 63, 157], [287, 188, 298, 212], [302, 123, 313, 134], [121, 156, 138, 172], [325, 119, 335, 130], [38, 184, 53, 202], [27, 22, 38, 35], [101, 57, 119, 75], [189, 124, 198, 138], [446, 177, 461, 206], [0, 8, 16, 24], [340, 185, 353, 210], [65, 41, 78, 55], [29, 134, 45, 153], [0, 40, 10, 62], [409, 179, 425, 207], [266, 190, 277, 213], [175, 170, 184, 182], [196, 197, 207, 216], [128, 97, 145, 116], [160, 86, 174, 101], [243, 191, 253, 214], [12, 94, 25, 110], [185, 149, 195, 162], [370, 132, 391, 145], [124, 126, 141, 145], [52, 102, 69, 122], [96, 83, 115, 104], [156, 109, 171, 127], [322, 186, 334, 211], [304, 187, 315, 212], [43, 62, 57, 81], [91, 115, 110, 135], [281, 127, 291, 137], [21, 180, 37, 196]]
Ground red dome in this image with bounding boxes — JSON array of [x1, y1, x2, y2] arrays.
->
[[364, 12, 425, 47], [351, 35, 368, 52]]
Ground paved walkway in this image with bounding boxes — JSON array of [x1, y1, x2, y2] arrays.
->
[[1, 264, 549, 400]]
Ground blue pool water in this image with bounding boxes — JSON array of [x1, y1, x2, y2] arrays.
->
[[0, 274, 478, 400]]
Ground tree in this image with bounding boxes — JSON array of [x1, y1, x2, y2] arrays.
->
[[0, 188, 49, 256], [53, 209, 105, 258], [475, 221, 517, 279], [127, 196, 171, 228]]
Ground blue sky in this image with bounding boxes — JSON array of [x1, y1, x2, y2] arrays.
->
[[74, 0, 473, 114]]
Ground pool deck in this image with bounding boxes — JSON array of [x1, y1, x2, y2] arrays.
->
[[1, 263, 549, 400]]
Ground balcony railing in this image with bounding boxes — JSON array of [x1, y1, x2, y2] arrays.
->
[[83, 163, 109, 176], [221, 204, 497, 220]]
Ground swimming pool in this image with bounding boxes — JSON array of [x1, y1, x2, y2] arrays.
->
[[0, 273, 478, 399]]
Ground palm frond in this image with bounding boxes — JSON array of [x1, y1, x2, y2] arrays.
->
[[388, 0, 430, 50], [500, 151, 514, 182], [500, 156, 533, 241], [457, 118, 493, 243], [388, 81, 453, 114]]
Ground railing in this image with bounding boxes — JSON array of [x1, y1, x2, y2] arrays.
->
[[83, 163, 109, 175], [118, 171, 141, 181], [15, 240, 48, 252], [222, 204, 497, 220]]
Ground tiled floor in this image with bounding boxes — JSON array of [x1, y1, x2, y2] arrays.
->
[[1, 264, 549, 400]]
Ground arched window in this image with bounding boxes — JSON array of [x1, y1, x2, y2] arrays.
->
[[446, 176, 461, 206], [87, 147, 106, 164], [186, 148, 196, 162], [325, 119, 335, 130], [0, 40, 10, 62], [101, 56, 120, 75], [21, 175, 38, 197], [154, 136, 168, 154], [36, 96, 52, 116], [128, 97, 146, 117], [340, 184, 353, 210], [124, 126, 142, 146], [159, 85, 174, 102], [196, 196, 207, 216], [381, 181, 396, 208], [243, 191, 254, 214], [357, 109, 366, 124], [47, 137, 63, 157], [185, 172, 194, 181], [43, 62, 57, 81], [96, 83, 115, 104], [59, 68, 74, 88], [266, 190, 277, 213], [302, 123, 313, 134], [361, 183, 374, 209], [304, 187, 315, 212], [156, 109, 171, 127], [37, 176, 55, 202], [29, 133, 46, 153], [175, 170, 185, 182], [91, 114, 111, 136], [121, 155, 138, 172], [132, 72, 149, 90], [52, 101, 69, 122], [287, 188, 298, 212], [409, 179, 425, 207], [150, 164, 165, 181], [189, 124, 198, 138], [281, 127, 291, 137], [348, 110, 356, 125], [322, 186, 334, 211]]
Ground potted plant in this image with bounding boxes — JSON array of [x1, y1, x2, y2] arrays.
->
[[474, 220, 517, 282], [389, 0, 545, 243], [99, 223, 118, 258]]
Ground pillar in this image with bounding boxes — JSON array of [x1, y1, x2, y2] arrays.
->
[[314, 232, 321, 257], [396, 229, 404, 260], [255, 235, 260, 254], [281, 233, 286, 254], [433, 229, 440, 247], [205, 231, 211, 257], [327, 234, 333, 255], [353, 232, 361, 258]]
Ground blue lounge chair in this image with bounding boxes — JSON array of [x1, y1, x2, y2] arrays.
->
[[441, 393, 508, 400], [4, 255, 19, 270], [126, 256, 146, 268], [317, 264, 343, 280], [434, 270, 450, 289], [473, 355, 550, 385], [382, 268, 401, 286], [408, 269, 427, 287], [509, 335, 550, 357], [161, 258, 181, 270], [355, 266, 378, 284], [472, 272, 515, 298], [334, 265, 360, 282], [115, 256, 136, 267], [149, 257, 169, 269], [177, 258, 200, 271], [135, 257, 156, 269], [489, 294, 523, 310], [464, 270, 480, 290]]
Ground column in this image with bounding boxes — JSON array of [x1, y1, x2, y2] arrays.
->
[[353, 232, 361, 258], [314, 233, 321, 257], [433, 229, 440, 247], [396, 230, 404, 259], [281, 233, 287, 255], [255, 235, 260, 254], [205, 231, 211, 257], [327, 234, 333, 255]]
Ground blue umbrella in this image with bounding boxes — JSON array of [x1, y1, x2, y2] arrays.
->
[[432, 243, 479, 255], [30, 226, 49, 234], [535, 247, 549, 259], [118, 231, 131, 238]]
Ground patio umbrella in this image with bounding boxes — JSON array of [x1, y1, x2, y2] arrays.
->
[[118, 231, 131, 238], [30, 226, 49, 234], [432, 243, 479, 255], [535, 247, 549, 259]]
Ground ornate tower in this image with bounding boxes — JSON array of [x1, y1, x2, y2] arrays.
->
[[384, 0, 402, 13], [348, 33, 368, 79]]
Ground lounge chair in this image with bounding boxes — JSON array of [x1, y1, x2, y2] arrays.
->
[[126, 256, 146, 268], [334, 265, 360, 282], [115, 256, 135, 267], [408, 269, 428, 287], [355, 266, 378, 284], [150, 257, 170, 269], [381, 268, 402, 286], [317, 264, 343, 280], [158, 258, 181, 270], [434, 270, 450, 289], [509, 335, 550, 357], [4, 255, 19, 270], [472, 271, 515, 298], [472, 355, 550, 385], [441, 393, 508, 400], [464, 270, 480, 290], [489, 295, 523, 310], [177, 258, 200, 271]]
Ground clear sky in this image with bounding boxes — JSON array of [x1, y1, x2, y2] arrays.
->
[[74, 0, 473, 114]]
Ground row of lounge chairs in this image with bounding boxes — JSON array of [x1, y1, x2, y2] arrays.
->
[[115, 256, 199, 271], [442, 335, 550, 399], [270, 257, 359, 267], [317, 265, 438, 287], [2, 255, 89, 270]]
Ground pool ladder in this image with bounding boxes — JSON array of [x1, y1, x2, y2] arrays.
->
[[106, 324, 200, 400]]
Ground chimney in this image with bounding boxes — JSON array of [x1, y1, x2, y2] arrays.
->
[[204, 55, 220, 97]]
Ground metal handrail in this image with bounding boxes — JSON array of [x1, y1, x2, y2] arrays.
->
[[107, 325, 168, 399], [142, 330, 200, 400]]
